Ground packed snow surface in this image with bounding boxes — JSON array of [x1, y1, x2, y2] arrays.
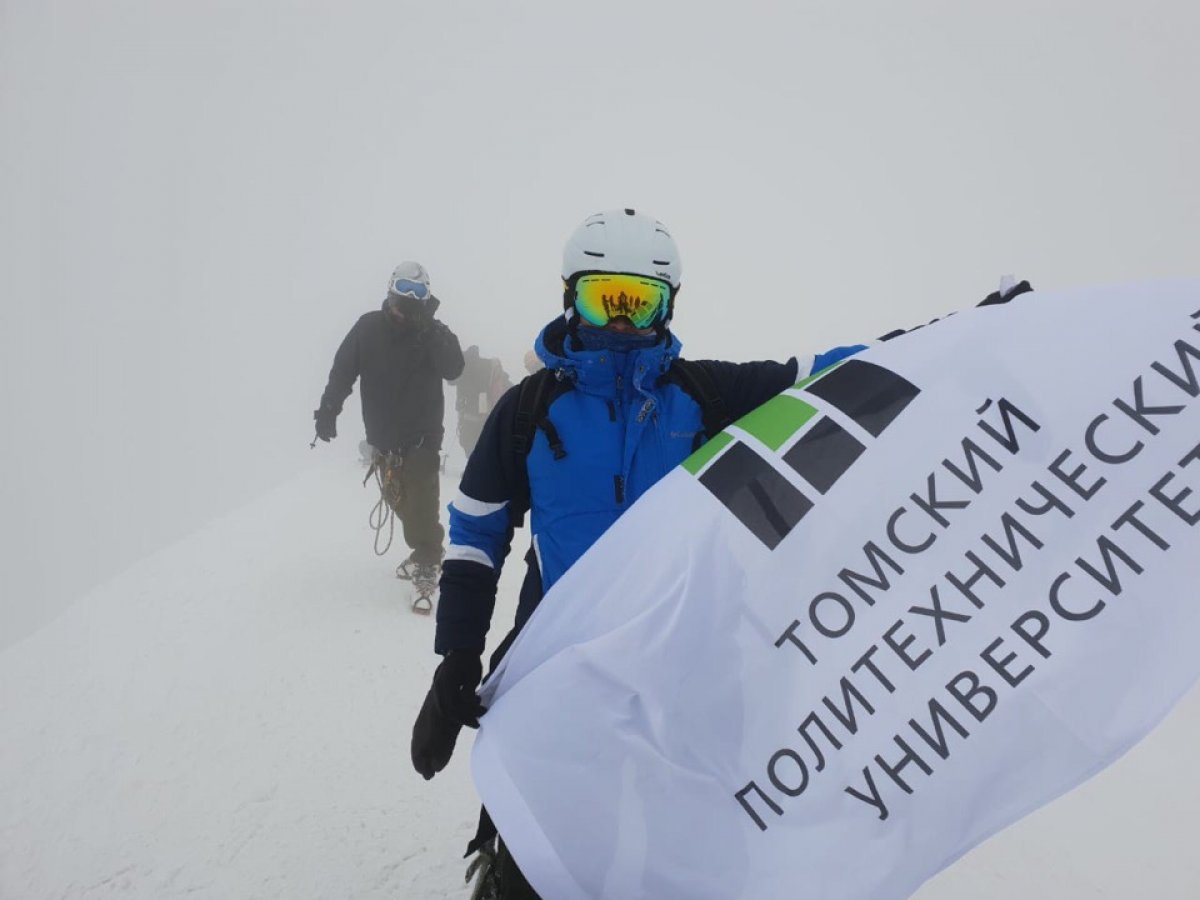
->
[[3, 459, 1199, 898]]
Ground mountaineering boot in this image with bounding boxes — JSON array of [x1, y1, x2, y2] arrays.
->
[[395, 552, 418, 581], [466, 838, 501, 899], [410, 560, 440, 615]]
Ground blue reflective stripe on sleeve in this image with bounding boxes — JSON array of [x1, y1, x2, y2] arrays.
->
[[447, 501, 511, 569]]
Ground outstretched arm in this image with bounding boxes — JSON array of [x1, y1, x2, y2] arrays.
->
[[694, 277, 1034, 422], [693, 344, 870, 424]]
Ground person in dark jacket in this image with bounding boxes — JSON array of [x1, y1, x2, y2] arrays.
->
[[450, 345, 513, 460], [314, 261, 465, 588]]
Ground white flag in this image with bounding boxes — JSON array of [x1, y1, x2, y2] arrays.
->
[[473, 281, 1200, 900]]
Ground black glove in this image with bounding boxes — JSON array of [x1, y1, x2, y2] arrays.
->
[[978, 278, 1033, 307], [432, 650, 487, 728], [416, 317, 448, 344], [878, 278, 1035, 344], [313, 406, 337, 442], [411, 686, 462, 780]]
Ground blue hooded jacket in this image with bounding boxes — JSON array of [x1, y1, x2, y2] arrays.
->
[[435, 316, 865, 655]]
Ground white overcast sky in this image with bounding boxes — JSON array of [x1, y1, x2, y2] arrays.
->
[[1, 0, 1197, 642]]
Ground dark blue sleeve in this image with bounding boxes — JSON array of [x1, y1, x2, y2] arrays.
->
[[687, 358, 797, 421], [435, 385, 528, 655], [692, 344, 869, 420]]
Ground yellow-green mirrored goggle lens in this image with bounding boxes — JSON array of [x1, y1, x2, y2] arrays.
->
[[573, 273, 671, 330]]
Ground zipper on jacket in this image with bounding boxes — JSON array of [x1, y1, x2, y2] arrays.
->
[[614, 475, 625, 504], [607, 400, 616, 422], [636, 398, 655, 423]]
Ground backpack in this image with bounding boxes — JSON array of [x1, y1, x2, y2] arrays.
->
[[510, 359, 732, 465]]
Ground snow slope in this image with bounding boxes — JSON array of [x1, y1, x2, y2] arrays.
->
[[3, 457, 1199, 898], [0, 457, 507, 898]]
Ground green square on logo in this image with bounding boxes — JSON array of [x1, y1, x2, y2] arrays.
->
[[736, 394, 819, 452]]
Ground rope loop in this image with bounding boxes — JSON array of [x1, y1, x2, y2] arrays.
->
[[367, 450, 403, 556]]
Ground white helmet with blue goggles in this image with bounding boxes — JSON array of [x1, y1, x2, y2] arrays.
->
[[387, 261, 430, 299]]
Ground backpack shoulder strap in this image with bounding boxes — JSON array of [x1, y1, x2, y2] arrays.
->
[[664, 359, 732, 441], [511, 368, 573, 462]]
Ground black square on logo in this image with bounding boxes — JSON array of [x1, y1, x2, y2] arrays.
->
[[804, 359, 920, 437], [699, 442, 813, 549], [783, 417, 866, 494]]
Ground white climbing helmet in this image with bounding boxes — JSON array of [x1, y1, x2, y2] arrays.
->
[[561, 209, 681, 329], [561, 208, 681, 288]]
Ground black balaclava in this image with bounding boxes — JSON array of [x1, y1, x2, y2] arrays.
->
[[572, 325, 661, 354]]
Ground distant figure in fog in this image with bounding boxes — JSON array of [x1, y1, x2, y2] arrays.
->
[[523, 349, 543, 375], [451, 346, 512, 459], [312, 261, 464, 596]]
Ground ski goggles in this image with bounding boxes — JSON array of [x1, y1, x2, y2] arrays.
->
[[572, 272, 672, 329], [390, 277, 430, 300]]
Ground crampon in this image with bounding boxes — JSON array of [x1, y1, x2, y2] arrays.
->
[[397, 560, 439, 615]]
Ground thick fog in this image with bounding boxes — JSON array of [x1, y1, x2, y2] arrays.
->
[[2, 0, 1197, 644]]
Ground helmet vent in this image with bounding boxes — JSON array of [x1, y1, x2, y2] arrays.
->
[[624, 208, 636, 215], [652, 259, 671, 265], [584, 250, 605, 257]]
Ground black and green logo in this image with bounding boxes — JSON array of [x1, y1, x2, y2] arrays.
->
[[683, 359, 920, 548]]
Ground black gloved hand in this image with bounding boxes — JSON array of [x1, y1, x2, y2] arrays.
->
[[313, 406, 337, 442], [411, 686, 463, 780], [978, 278, 1033, 307], [878, 277, 1035, 344], [414, 316, 445, 344], [432, 650, 487, 728]]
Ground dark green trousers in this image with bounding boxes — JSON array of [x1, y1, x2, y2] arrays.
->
[[380, 444, 444, 566]]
